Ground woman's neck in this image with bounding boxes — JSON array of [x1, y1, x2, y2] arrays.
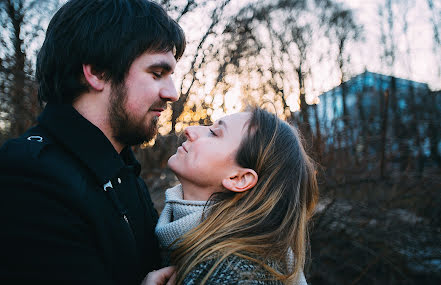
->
[[179, 180, 219, 201]]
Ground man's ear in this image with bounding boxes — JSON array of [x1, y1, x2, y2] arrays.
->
[[82, 64, 105, 91], [222, 168, 258, 193]]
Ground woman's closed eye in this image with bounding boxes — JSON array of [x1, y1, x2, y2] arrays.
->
[[209, 129, 217, 137]]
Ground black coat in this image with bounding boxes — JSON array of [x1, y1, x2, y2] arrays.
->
[[0, 104, 161, 285]]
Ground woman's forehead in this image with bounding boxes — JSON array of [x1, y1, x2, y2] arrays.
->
[[219, 113, 251, 140], [215, 112, 251, 126]]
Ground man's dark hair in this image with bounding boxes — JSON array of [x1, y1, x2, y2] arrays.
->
[[36, 0, 186, 104]]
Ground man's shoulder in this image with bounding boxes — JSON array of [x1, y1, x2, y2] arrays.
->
[[1, 126, 53, 160], [1, 126, 72, 169], [0, 126, 92, 196]]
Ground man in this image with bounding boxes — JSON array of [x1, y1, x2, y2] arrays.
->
[[0, 0, 185, 284]]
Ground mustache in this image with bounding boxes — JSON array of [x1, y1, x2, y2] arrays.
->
[[149, 102, 168, 111]]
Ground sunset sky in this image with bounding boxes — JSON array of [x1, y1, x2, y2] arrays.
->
[[340, 0, 440, 90], [3, 0, 438, 132]]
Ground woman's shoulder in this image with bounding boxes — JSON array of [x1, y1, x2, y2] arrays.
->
[[183, 254, 283, 285]]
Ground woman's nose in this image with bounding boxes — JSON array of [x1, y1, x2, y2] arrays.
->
[[184, 126, 198, 141]]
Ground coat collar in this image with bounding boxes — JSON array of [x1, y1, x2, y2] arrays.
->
[[38, 103, 141, 186]]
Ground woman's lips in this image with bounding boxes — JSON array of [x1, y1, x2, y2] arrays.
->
[[181, 143, 188, 153]]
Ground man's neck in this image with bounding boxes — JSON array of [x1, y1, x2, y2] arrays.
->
[[72, 93, 125, 153]]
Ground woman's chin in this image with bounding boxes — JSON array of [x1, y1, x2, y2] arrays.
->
[[167, 155, 178, 169]]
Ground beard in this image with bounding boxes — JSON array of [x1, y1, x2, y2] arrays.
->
[[109, 82, 159, 146]]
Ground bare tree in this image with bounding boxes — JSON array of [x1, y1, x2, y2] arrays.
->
[[426, 0, 441, 78], [329, 6, 361, 129], [170, 0, 232, 132], [0, 0, 60, 138]]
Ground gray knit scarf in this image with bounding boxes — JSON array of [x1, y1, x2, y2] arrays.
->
[[155, 184, 208, 249]]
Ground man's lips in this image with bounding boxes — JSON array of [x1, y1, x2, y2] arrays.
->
[[150, 107, 165, 116], [150, 108, 165, 112]]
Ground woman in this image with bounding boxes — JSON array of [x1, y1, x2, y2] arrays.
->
[[155, 107, 318, 284]]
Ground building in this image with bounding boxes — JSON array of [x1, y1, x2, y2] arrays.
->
[[312, 70, 440, 166]]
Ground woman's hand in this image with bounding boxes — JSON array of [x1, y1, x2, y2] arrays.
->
[[141, 266, 176, 285]]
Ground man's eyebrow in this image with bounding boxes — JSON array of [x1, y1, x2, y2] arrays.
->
[[147, 62, 173, 72]]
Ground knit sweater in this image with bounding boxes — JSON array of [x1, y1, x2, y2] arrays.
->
[[183, 255, 284, 285], [155, 185, 308, 285]]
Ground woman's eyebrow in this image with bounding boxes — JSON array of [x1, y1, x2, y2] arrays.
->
[[217, 120, 228, 132], [217, 119, 228, 131]]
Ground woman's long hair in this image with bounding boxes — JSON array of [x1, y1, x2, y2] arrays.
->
[[171, 108, 319, 284]]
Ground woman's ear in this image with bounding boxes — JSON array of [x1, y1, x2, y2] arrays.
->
[[222, 168, 258, 193], [82, 64, 105, 91]]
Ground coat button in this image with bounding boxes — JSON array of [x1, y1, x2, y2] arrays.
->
[[27, 136, 43, 142]]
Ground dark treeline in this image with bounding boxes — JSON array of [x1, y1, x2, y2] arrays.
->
[[1, 0, 440, 284], [306, 71, 441, 284]]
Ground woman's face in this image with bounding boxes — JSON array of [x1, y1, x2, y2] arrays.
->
[[168, 112, 251, 198]]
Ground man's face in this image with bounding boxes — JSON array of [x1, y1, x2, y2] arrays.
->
[[109, 51, 178, 146]]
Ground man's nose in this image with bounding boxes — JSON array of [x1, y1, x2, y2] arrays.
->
[[159, 77, 179, 102]]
